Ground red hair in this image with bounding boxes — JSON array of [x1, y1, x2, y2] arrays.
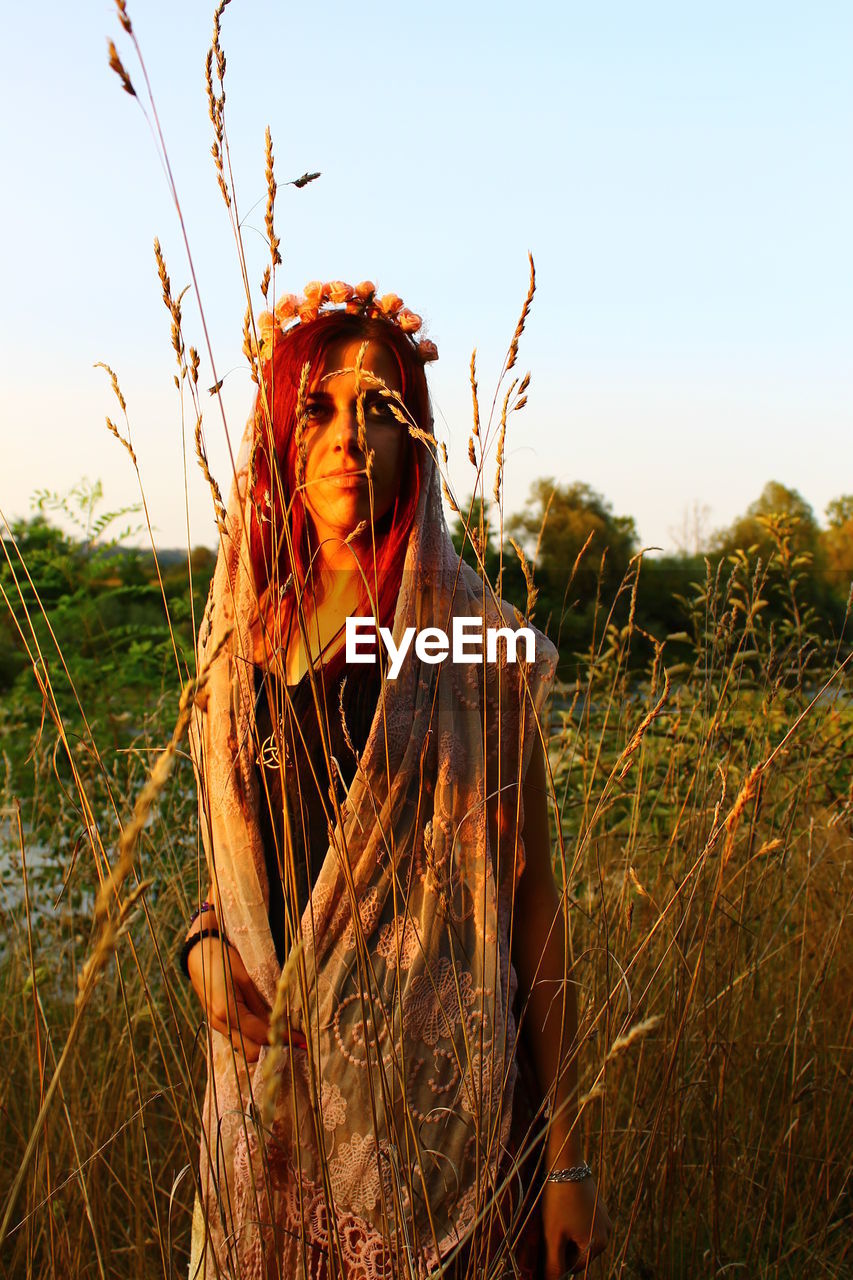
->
[[248, 311, 430, 681]]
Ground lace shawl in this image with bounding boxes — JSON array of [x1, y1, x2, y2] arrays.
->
[[187, 414, 558, 1279]]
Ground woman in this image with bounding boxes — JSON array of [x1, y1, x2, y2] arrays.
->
[[183, 281, 612, 1279]]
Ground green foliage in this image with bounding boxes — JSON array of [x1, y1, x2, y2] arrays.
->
[[823, 493, 853, 593], [711, 480, 821, 560], [517, 476, 638, 669], [449, 478, 852, 681], [0, 485, 215, 835], [825, 494, 853, 528], [456, 479, 640, 675], [31, 477, 146, 553], [708, 482, 848, 641], [507, 477, 638, 590]]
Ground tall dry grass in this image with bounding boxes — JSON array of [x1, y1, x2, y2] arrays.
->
[[3, 490, 851, 1279], [1, 3, 851, 1276]]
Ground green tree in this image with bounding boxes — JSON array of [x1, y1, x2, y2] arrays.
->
[[711, 481, 821, 561], [709, 481, 848, 655], [506, 478, 638, 658], [822, 495, 853, 597]]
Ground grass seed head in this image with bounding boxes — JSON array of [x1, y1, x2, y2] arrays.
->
[[195, 416, 226, 528], [506, 251, 535, 374], [114, 0, 132, 35], [264, 126, 281, 267], [107, 40, 135, 97], [441, 478, 459, 514], [470, 348, 480, 438]]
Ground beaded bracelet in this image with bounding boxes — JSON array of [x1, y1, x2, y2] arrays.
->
[[179, 924, 226, 980], [545, 1161, 593, 1184]]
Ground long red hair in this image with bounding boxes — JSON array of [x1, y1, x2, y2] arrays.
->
[[248, 311, 430, 681]]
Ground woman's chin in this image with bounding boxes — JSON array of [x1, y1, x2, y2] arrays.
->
[[309, 494, 394, 542]]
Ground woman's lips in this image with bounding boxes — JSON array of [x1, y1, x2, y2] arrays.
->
[[323, 471, 369, 488]]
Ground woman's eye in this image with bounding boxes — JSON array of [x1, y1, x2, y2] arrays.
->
[[366, 399, 395, 420]]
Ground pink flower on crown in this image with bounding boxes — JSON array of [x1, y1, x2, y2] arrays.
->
[[327, 280, 352, 305], [416, 338, 439, 362], [274, 294, 300, 322], [297, 300, 320, 323], [397, 307, 422, 334], [253, 280, 436, 355], [302, 280, 327, 304], [376, 292, 403, 317]]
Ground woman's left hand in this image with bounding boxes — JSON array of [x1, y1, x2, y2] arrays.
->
[[541, 1175, 613, 1277]]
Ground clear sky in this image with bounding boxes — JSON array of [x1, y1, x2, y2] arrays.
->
[[2, 1, 851, 554]]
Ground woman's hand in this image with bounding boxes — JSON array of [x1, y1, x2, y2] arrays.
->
[[187, 935, 271, 1062], [541, 1175, 613, 1277]]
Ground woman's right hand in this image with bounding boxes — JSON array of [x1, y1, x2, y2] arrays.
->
[[187, 935, 271, 1062]]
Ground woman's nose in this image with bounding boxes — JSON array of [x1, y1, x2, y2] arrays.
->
[[330, 404, 363, 451]]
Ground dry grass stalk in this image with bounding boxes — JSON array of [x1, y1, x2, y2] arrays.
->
[[242, 304, 259, 384], [79, 629, 231, 1011], [470, 349, 481, 437], [105, 416, 137, 468], [505, 252, 535, 374], [354, 342, 369, 459], [264, 126, 281, 267], [617, 669, 670, 780], [508, 536, 538, 620], [114, 0, 132, 35], [0, 631, 230, 1246], [194, 416, 226, 531], [261, 940, 305, 1125], [96, 361, 138, 467], [719, 761, 763, 873], [107, 39, 135, 97], [153, 238, 186, 369], [205, 3, 233, 208], [578, 1016, 663, 1106], [294, 360, 311, 491], [441, 477, 460, 514], [492, 377, 517, 502], [93, 361, 127, 414]]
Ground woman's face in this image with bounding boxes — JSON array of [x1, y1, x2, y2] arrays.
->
[[300, 336, 406, 556]]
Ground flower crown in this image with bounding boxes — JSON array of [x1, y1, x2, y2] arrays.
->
[[249, 280, 439, 366]]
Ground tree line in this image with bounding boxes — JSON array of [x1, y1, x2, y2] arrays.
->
[[450, 478, 853, 675], [2, 477, 851, 710]]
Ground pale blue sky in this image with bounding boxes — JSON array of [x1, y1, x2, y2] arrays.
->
[[2, 1, 851, 552]]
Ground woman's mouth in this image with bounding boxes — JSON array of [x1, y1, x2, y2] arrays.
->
[[323, 471, 369, 489]]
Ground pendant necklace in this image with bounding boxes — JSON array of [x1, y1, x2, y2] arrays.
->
[[258, 619, 346, 772]]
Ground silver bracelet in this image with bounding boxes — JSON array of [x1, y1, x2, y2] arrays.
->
[[546, 1162, 593, 1184]]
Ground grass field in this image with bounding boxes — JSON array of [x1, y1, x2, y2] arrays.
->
[[1, 531, 850, 1276]]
